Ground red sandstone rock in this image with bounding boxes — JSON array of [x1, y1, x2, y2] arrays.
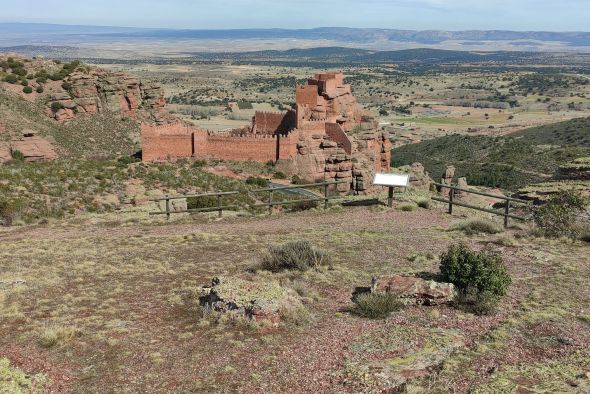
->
[[0, 142, 11, 163], [374, 275, 457, 306], [10, 131, 57, 162]]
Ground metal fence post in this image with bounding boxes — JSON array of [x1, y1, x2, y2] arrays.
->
[[217, 193, 222, 218], [448, 187, 454, 215], [504, 199, 510, 228], [324, 182, 329, 209]]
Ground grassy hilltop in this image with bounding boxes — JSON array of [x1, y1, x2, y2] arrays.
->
[[391, 116, 590, 190]]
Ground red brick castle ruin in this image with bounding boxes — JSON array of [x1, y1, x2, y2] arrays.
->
[[142, 72, 391, 193]]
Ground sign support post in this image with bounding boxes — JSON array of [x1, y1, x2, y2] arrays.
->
[[373, 173, 410, 208]]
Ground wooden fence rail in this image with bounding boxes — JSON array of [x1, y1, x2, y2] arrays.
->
[[150, 191, 239, 219], [431, 182, 529, 227], [252, 181, 348, 213], [149, 181, 349, 219]]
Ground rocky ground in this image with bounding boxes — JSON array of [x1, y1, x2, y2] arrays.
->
[[1, 204, 589, 393]]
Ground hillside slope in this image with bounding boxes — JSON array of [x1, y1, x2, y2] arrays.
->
[[0, 54, 173, 158], [391, 117, 590, 190]]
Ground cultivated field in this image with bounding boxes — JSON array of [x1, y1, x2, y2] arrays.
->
[[98, 62, 590, 145]]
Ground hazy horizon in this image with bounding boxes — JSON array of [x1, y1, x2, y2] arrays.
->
[[0, 0, 589, 31], [1, 21, 589, 33]]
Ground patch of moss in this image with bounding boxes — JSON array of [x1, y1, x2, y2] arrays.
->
[[0, 358, 47, 393]]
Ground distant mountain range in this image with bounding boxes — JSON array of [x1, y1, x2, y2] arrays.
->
[[1, 23, 590, 53]]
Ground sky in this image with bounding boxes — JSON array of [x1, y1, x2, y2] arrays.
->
[[0, 0, 588, 31]]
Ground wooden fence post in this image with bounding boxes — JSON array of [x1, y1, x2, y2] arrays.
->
[[324, 183, 329, 209], [504, 200, 511, 228], [268, 190, 273, 214], [165, 195, 170, 220], [448, 187, 454, 215], [217, 193, 222, 218], [387, 186, 394, 208]]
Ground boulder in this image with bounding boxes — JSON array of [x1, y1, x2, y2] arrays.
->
[[372, 274, 456, 306], [10, 132, 57, 162], [409, 162, 433, 189], [455, 177, 469, 197], [199, 277, 305, 326]]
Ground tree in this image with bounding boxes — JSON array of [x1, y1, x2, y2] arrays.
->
[[4, 74, 18, 83]]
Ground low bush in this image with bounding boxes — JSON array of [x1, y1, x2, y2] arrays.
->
[[245, 176, 269, 188], [38, 325, 81, 348], [36, 85, 44, 94], [289, 199, 319, 212], [192, 159, 207, 168], [51, 101, 64, 113], [187, 195, 218, 210], [11, 150, 25, 162], [22, 86, 33, 94], [3, 74, 18, 84], [351, 293, 404, 319], [260, 240, 329, 272], [454, 287, 499, 315], [399, 203, 416, 212], [533, 189, 589, 238], [452, 218, 503, 235], [416, 198, 431, 209], [440, 243, 511, 315], [0, 198, 23, 226]]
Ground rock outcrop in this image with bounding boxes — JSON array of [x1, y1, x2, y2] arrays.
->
[[8, 130, 57, 162], [199, 277, 305, 326], [46, 69, 169, 124], [408, 162, 433, 189], [354, 274, 457, 306]]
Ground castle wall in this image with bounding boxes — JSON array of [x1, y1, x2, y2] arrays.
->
[[194, 131, 282, 163], [296, 85, 319, 107], [141, 123, 193, 162], [325, 123, 352, 154], [253, 110, 296, 135]]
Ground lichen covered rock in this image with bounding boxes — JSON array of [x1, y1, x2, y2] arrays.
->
[[199, 277, 305, 325]]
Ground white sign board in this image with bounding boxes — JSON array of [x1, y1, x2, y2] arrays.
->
[[373, 173, 410, 187]]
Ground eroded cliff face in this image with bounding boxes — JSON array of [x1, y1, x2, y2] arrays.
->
[[46, 69, 169, 124]]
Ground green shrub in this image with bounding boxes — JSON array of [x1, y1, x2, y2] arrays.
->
[[399, 203, 416, 212], [289, 199, 319, 212], [274, 171, 287, 179], [192, 159, 207, 168], [0, 198, 23, 226], [452, 218, 502, 235], [61, 82, 72, 91], [26, 74, 34, 80], [36, 86, 44, 94], [22, 86, 33, 94], [51, 101, 64, 113], [533, 189, 589, 238], [21, 79, 28, 87], [440, 244, 511, 297], [260, 240, 329, 272], [245, 176, 269, 188], [13, 68, 27, 77], [3, 74, 18, 84], [36, 77, 47, 84], [454, 287, 499, 315], [11, 150, 25, 161], [351, 293, 404, 319], [417, 198, 431, 209], [291, 175, 313, 185], [187, 195, 218, 210]]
